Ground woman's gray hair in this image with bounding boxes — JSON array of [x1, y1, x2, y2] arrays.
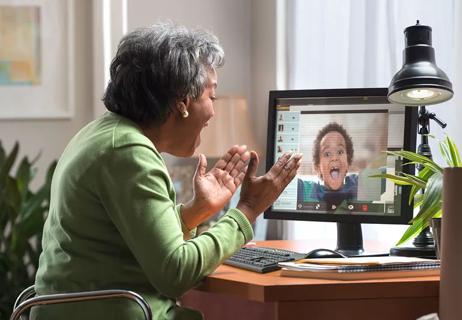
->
[[103, 22, 224, 126]]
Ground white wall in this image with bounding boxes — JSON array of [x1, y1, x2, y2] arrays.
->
[[126, 0, 252, 103], [251, 0, 279, 163], [439, 0, 462, 152], [0, 1, 93, 188]]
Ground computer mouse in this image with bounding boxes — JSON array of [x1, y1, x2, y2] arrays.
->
[[305, 248, 346, 259]]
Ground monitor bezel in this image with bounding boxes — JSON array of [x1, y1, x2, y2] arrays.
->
[[264, 88, 417, 225]]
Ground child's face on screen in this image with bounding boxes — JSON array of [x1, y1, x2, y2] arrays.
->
[[316, 131, 349, 190]]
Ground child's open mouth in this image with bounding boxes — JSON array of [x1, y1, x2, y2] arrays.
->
[[330, 167, 340, 179]]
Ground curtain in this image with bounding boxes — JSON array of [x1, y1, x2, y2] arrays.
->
[[284, 0, 459, 247]]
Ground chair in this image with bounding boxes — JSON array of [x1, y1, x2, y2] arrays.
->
[[10, 285, 153, 320]]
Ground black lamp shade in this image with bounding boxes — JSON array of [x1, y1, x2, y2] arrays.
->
[[388, 22, 453, 105]]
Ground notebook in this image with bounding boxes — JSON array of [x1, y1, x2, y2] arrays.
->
[[279, 256, 440, 280]]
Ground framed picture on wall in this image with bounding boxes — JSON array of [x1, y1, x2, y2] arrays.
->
[[0, 0, 74, 119]]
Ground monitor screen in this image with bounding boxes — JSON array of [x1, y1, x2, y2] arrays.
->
[[264, 88, 417, 254]]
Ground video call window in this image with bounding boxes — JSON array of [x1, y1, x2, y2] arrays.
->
[[272, 102, 409, 217]]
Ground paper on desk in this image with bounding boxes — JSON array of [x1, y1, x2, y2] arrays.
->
[[278, 262, 342, 271], [279, 257, 441, 273], [297, 256, 439, 266]]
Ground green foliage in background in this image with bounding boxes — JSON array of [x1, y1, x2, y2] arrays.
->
[[371, 135, 461, 246], [0, 141, 56, 320]]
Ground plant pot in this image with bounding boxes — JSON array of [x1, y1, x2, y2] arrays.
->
[[430, 217, 441, 259], [439, 167, 462, 320]]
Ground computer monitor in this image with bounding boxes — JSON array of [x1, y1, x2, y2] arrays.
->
[[264, 88, 417, 256]]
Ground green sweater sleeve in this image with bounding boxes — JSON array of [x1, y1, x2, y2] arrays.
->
[[96, 145, 253, 298], [176, 204, 197, 240]]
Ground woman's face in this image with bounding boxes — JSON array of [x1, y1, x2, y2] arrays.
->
[[179, 69, 217, 156], [316, 131, 349, 190]]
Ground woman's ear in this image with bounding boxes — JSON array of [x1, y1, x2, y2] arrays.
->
[[176, 97, 191, 118]]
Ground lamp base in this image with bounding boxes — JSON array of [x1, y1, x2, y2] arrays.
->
[[390, 227, 437, 259], [390, 245, 436, 259]]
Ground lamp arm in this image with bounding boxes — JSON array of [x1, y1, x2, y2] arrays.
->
[[428, 112, 447, 129]]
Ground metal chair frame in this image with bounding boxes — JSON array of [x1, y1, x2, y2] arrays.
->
[[10, 285, 152, 320]]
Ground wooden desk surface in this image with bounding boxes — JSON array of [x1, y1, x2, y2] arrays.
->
[[199, 240, 439, 302], [182, 240, 440, 320]]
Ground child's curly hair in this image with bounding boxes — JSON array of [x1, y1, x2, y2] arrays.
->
[[313, 122, 354, 166]]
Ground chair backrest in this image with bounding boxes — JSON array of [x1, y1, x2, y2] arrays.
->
[[10, 286, 153, 320], [13, 285, 36, 311]]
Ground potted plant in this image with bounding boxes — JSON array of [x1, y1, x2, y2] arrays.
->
[[372, 135, 461, 248], [0, 141, 56, 320]]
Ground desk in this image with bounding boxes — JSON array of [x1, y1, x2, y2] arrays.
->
[[182, 240, 439, 320]]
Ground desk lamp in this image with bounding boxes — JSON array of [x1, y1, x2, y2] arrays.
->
[[388, 21, 453, 257]]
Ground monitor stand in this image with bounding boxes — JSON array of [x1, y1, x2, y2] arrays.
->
[[335, 222, 388, 257]]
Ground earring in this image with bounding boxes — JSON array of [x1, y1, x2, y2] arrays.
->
[[181, 110, 189, 118]]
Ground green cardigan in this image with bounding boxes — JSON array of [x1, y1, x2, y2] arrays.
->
[[32, 112, 254, 320]]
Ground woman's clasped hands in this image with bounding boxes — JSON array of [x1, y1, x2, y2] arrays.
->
[[181, 145, 250, 230], [181, 145, 302, 230]]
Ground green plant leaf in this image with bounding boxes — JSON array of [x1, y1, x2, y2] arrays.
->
[[4, 177, 21, 216], [439, 138, 454, 167], [396, 218, 428, 246], [21, 189, 47, 220], [30, 150, 41, 166], [413, 193, 424, 208], [0, 140, 56, 318], [384, 136, 460, 246], [398, 206, 442, 246], [434, 210, 442, 218], [19, 207, 45, 240], [421, 162, 443, 174], [15, 156, 33, 201], [0, 254, 7, 272], [0, 141, 5, 168], [412, 172, 443, 222], [417, 166, 433, 181], [45, 160, 57, 185], [25, 242, 41, 273], [400, 173, 427, 188], [387, 150, 443, 173], [20, 161, 56, 222], [407, 166, 435, 206], [0, 142, 19, 200], [411, 203, 443, 225], [369, 173, 424, 188], [445, 135, 461, 167], [0, 202, 8, 240], [409, 185, 416, 206]]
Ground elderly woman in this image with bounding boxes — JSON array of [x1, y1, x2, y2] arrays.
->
[[32, 23, 301, 320]]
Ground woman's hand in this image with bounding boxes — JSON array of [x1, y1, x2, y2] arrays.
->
[[181, 145, 250, 230], [237, 151, 302, 224]]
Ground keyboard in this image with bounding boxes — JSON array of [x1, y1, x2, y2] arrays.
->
[[224, 246, 307, 273]]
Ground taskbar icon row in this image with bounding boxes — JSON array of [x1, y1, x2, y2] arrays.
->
[[297, 202, 370, 212], [296, 202, 393, 214]]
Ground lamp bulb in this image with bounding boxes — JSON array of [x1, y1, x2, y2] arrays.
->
[[406, 89, 437, 100]]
